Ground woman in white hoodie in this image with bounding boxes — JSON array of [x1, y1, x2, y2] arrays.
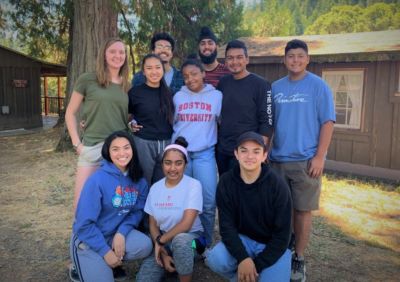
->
[[172, 58, 222, 247]]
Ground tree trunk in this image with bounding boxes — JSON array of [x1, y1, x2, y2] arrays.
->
[[56, 0, 118, 151]]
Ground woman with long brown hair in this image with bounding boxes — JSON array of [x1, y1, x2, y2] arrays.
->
[[66, 37, 131, 209]]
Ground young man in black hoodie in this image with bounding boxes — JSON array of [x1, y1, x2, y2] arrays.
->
[[205, 131, 292, 282]]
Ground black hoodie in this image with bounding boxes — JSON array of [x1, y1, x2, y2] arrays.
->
[[216, 163, 292, 272]]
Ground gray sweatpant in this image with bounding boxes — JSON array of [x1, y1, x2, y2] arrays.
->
[[133, 135, 170, 185], [136, 232, 200, 281], [70, 229, 152, 282]]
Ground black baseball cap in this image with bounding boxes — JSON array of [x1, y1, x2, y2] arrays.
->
[[236, 131, 266, 150]]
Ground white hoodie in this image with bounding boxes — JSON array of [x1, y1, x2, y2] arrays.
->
[[172, 84, 222, 152]]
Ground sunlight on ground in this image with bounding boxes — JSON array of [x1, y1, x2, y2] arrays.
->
[[319, 176, 400, 252]]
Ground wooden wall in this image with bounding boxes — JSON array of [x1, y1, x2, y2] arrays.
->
[[248, 59, 400, 170], [0, 48, 42, 130]]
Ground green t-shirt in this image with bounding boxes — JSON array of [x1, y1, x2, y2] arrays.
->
[[74, 73, 129, 146]]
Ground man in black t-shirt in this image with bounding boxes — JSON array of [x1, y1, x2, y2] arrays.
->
[[216, 40, 273, 175]]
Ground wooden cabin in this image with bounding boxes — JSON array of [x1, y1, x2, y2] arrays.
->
[[218, 30, 400, 179], [0, 45, 66, 130]]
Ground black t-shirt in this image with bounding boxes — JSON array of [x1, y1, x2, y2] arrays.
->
[[217, 73, 273, 155], [128, 84, 172, 140]]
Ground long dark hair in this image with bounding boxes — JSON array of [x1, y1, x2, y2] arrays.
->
[[101, 131, 143, 182], [141, 53, 174, 124]]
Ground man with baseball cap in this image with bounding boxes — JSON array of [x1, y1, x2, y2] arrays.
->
[[197, 26, 230, 87], [206, 131, 292, 282]]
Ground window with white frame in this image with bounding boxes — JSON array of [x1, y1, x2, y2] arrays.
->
[[322, 70, 364, 129]]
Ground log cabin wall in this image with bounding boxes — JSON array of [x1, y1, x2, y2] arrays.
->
[[0, 47, 42, 130]]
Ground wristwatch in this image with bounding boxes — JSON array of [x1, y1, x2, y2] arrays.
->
[[73, 141, 81, 149], [155, 234, 165, 246]]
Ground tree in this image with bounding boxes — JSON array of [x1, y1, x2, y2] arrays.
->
[[304, 3, 400, 34], [241, 0, 400, 36], [0, 6, 5, 30], [242, 0, 296, 37], [363, 2, 400, 31], [56, 0, 119, 151], [8, 0, 72, 64], [130, 0, 245, 64]]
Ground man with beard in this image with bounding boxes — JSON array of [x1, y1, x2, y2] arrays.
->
[[132, 32, 184, 94], [198, 27, 230, 87]]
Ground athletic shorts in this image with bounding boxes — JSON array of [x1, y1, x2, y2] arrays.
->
[[270, 160, 321, 211], [77, 142, 104, 167]]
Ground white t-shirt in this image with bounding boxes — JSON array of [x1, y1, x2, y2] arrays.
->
[[145, 175, 203, 233]]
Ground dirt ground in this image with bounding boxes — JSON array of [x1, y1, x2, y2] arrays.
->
[[0, 127, 399, 282]]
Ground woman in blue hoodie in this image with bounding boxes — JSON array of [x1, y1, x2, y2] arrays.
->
[[70, 131, 153, 282], [172, 58, 222, 247]]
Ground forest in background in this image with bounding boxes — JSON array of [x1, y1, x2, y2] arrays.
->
[[1, 0, 399, 68]]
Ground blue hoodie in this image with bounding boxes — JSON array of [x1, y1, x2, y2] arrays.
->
[[73, 160, 148, 257]]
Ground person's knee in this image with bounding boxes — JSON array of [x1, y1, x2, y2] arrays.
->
[[171, 233, 193, 249], [125, 231, 152, 259], [205, 243, 232, 273], [259, 249, 291, 282], [171, 234, 195, 275]]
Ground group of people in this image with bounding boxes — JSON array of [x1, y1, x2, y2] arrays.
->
[[65, 26, 335, 282]]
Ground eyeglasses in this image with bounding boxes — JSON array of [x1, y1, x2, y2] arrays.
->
[[155, 44, 172, 51]]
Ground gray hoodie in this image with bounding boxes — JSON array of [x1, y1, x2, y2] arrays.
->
[[172, 84, 222, 152]]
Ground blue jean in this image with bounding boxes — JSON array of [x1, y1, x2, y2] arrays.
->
[[205, 234, 291, 282], [70, 230, 152, 282], [185, 146, 217, 246]]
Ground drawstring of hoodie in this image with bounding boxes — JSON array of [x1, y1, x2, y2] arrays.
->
[[157, 140, 166, 155]]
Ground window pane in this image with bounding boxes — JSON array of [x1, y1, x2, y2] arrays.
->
[[336, 109, 346, 125], [336, 92, 347, 106], [346, 109, 352, 125], [323, 70, 364, 129]]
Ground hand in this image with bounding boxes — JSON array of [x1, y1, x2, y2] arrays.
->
[[308, 155, 325, 178], [112, 233, 125, 259], [104, 250, 122, 268], [154, 243, 168, 267], [237, 258, 258, 282], [161, 254, 176, 273], [75, 143, 83, 155], [128, 121, 143, 133], [79, 120, 86, 130]]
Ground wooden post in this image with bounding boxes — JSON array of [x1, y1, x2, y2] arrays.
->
[[43, 77, 48, 115], [57, 77, 61, 115]]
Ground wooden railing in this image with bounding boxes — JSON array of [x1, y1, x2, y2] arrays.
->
[[42, 96, 65, 115]]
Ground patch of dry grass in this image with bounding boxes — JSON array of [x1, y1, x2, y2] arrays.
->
[[319, 174, 400, 252], [1, 129, 399, 281]]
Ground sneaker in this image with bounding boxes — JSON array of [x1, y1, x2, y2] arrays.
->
[[69, 264, 80, 282], [113, 265, 128, 281], [291, 254, 306, 282]]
